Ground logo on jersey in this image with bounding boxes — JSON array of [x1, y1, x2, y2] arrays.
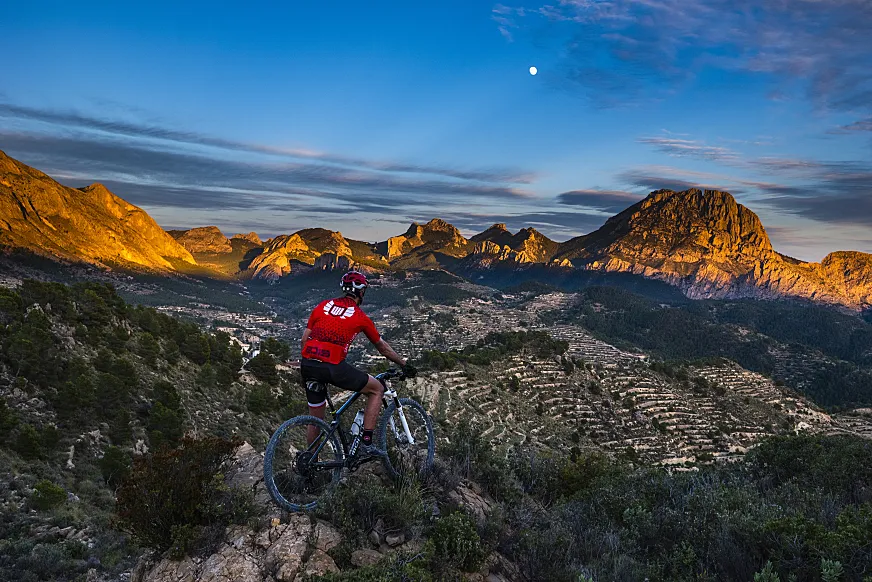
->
[[323, 300, 355, 320]]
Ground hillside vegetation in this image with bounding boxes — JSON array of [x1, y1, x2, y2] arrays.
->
[[1, 280, 871, 582], [547, 286, 872, 409]]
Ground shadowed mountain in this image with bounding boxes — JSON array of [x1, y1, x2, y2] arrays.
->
[[0, 149, 194, 271]]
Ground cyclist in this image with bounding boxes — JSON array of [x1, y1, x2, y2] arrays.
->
[[300, 270, 416, 456]]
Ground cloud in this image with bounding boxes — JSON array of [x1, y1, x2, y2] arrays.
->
[[833, 118, 872, 133], [0, 102, 532, 184], [615, 168, 738, 194], [0, 128, 531, 215], [556, 189, 642, 212], [501, 0, 872, 120], [637, 137, 740, 163]]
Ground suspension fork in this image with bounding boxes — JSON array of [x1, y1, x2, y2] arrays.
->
[[383, 387, 416, 445]]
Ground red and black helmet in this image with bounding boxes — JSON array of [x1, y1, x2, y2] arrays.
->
[[340, 270, 368, 302]]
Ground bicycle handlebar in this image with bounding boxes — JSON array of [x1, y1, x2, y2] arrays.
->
[[375, 368, 405, 381]]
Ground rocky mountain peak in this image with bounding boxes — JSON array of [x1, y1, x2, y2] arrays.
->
[[471, 223, 514, 245], [169, 226, 232, 254], [0, 153, 194, 269], [232, 232, 262, 245], [592, 188, 774, 258]]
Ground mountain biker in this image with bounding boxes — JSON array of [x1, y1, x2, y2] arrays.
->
[[300, 270, 416, 456]]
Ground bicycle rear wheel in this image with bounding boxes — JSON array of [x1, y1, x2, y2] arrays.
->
[[264, 415, 344, 511], [377, 398, 435, 480]]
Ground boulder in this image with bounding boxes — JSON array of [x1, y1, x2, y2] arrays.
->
[[351, 549, 383, 567]]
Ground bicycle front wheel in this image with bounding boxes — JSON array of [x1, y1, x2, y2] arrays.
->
[[377, 398, 435, 480], [264, 415, 344, 511]]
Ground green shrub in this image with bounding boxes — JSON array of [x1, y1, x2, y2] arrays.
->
[[246, 383, 275, 415], [316, 476, 430, 541], [115, 436, 249, 555], [13, 424, 44, 459], [429, 512, 485, 572], [31, 480, 67, 511], [312, 552, 433, 581], [99, 446, 132, 489], [248, 352, 278, 384]]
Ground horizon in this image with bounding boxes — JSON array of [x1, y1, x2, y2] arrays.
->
[[2, 1, 871, 262]]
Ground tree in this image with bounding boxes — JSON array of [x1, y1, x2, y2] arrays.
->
[[248, 352, 278, 384]]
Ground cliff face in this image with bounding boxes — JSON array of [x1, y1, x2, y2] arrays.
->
[[0, 150, 194, 270], [383, 219, 472, 260], [247, 229, 378, 280]]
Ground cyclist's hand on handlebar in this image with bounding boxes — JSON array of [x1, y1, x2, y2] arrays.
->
[[402, 363, 418, 379]]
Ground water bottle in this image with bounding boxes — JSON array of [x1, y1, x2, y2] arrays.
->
[[350, 409, 365, 437]]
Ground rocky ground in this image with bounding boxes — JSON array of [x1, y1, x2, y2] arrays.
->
[[133, 443, 517, 582]]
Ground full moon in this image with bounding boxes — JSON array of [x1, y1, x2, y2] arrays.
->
[[529, 66, 538, 76]]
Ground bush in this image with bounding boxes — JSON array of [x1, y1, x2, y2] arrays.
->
[[248, 352, 278, 384], [429, 512, 485, 572], [313, 552, 433, 581], [115, 436, 249, 556], [316, 476, 430, 542], [99, 446, 132, 489], [31, 480, 67, 511]]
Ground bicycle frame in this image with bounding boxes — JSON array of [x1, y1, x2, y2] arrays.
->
[[303, 376, 417, 471]]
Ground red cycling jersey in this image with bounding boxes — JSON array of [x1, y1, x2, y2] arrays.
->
[[302, 296, 381, 364]]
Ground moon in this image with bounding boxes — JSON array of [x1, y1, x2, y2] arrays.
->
[[529, 66, 538, 76]]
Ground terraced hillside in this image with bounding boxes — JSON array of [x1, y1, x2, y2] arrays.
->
[[341, 289, 872, 468]]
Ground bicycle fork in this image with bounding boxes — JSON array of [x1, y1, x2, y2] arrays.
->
[[385, 389, 416, 445]]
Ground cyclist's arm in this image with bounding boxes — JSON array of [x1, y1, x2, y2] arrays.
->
[[301, 328, 311, 351], [374, 338, 406, 367]]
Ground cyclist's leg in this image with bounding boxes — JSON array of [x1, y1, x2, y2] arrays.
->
[[360, 376, 384, 432], [300, 359, 330, 444], [327, 361, 381, 431]]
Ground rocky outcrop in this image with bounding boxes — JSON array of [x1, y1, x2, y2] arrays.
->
[[169, 226, 232, 254], [139, 518, 341, 582], [382, 219, 472, 261], [248, 229, 377, 280], [313, 253, 355, 271], [232, 232, 263, 245], [0, 150, 195, 270]]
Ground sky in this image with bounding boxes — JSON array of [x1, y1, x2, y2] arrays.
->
[[1, 0, 871, 261]]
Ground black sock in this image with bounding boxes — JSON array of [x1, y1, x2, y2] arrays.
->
[[362, 429, 373, 445]]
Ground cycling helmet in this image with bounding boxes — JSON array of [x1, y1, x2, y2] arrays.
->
[[340, 270, 368, 303]]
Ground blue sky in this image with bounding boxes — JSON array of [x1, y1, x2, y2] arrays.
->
[[1, 0, 870, 260]]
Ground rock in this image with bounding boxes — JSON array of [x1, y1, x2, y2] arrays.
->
[[198, 545, 261, 582], [385, 532, 405, 547], [447, 483, 494, 521], [368, 529, 381, 547], [143, 555, 197, 582], [265, 515, 313, 581], [313, 520, 342, 552], [301, 550, 340, 577], [351, 549, 383, 567]]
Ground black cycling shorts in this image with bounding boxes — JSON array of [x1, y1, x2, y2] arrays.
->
[[300, 358, 370, 407]]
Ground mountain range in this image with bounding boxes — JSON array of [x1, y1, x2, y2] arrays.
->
[[1, 149, 870, 309]]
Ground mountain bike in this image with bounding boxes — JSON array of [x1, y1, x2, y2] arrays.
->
[[263, 368, 435, 512]]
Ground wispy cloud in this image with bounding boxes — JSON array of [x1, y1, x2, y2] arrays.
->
[[637, 137, 740, 163], [500, 0, 872, 122], [556, 189, 642, 212], [0, 100, 543, 240], [0, 102, 533, 184]]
